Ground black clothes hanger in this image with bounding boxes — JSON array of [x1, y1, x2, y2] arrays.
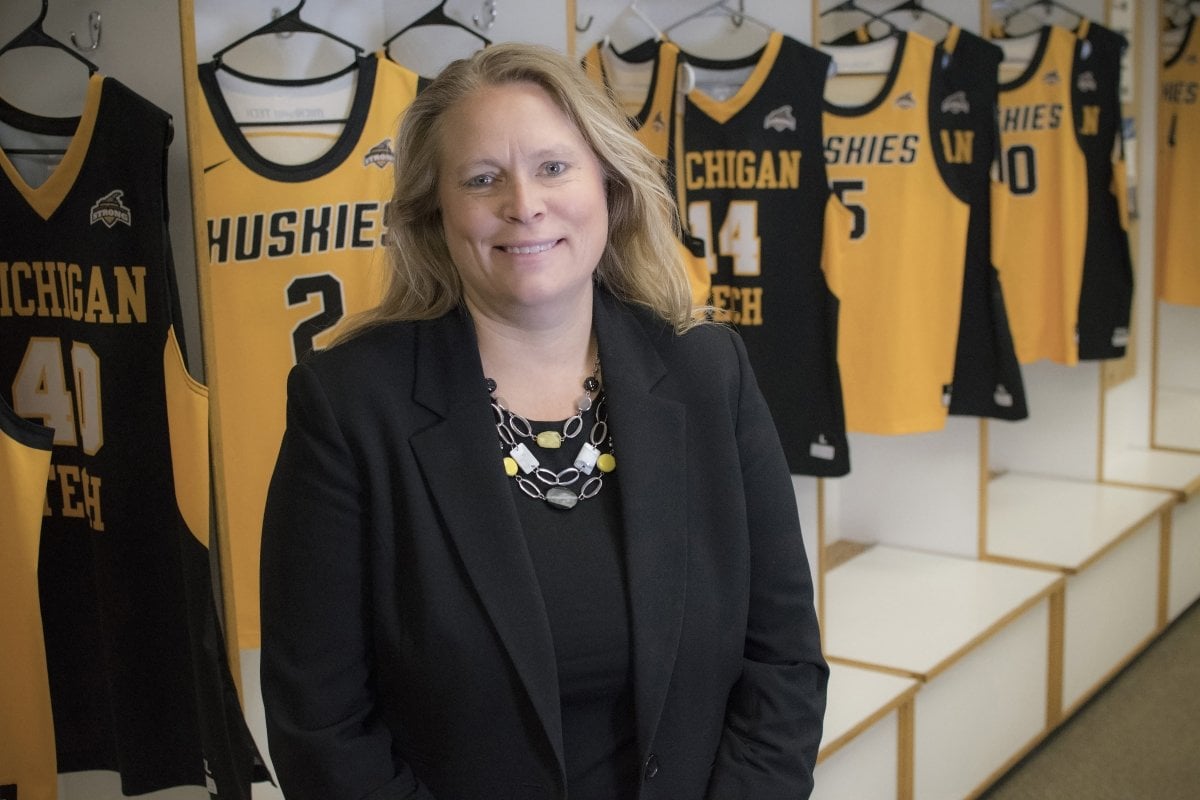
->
[[212, 0, 364, 67], [0, 0, 99, 76], [383, 1, 491, 51]]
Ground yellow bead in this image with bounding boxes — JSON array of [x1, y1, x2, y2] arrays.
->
[[504, 457, 519, 477], [597, 453, 616, 473], [536, 431, 563, 449]]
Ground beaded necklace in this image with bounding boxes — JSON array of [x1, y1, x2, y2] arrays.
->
[[487, 358, 616, 510]]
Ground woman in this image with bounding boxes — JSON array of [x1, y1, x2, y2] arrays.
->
[[260, 42, 827, 800]]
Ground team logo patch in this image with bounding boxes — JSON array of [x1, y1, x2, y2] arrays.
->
[[809, 434, 836, 461], [1077, 71, 1098, 92], [895, 91, 917, 109], [1044, 69, 1061, 86], [90, 190, 132, 228], [763, 105, 797, 132], [941, 90, 970, 114], [651, 111, 666, 133], [363, 139, 395, 168]]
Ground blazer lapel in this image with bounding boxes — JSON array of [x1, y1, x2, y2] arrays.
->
[[408, 311, 565, 774], [593, 292, 689, 759]]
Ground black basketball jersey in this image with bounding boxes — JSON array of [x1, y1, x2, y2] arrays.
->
[[1073, 19, 1134, 360], [934, 27, 1028, 420], [681, 32, 849, 476], [0, 76, 266, 797]]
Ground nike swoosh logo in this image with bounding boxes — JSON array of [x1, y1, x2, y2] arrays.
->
[[204, 158, 232, 173]]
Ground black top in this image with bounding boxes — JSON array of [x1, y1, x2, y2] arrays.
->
[[509, 401, 639, 798]]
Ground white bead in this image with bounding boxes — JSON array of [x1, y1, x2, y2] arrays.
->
[[509, 443, 540, 474], [574, 442, 600, 475]]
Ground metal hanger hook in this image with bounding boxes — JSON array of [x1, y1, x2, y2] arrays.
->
[[472, 0, 497, 31], [575, 8, 594, 32], [69, 10, 101, 52]]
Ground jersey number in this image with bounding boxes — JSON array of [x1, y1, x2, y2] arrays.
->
[[999, 144, 1038, 196], [687, 200, 762, 276], [287, 273, 345, 363], [12, 337, 103, 454], [830, 179, 868, 240]]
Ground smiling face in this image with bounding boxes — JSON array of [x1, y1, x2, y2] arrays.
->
[[436, 81, 610, 327]]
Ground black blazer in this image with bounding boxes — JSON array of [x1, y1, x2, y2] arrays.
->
[[260, 288, 827, 800]]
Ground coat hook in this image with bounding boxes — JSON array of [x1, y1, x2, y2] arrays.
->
[[575, 6, 594, 32], [472, 0, 497, 31], [70, 10, 102, 52], [731, 0, 745, 27]]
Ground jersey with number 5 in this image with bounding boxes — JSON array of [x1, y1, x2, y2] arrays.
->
[[682, 32, 848, 476], [195, 53, 418, 649]]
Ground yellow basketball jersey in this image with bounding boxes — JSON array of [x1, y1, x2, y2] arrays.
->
[[0, 400, 55, 800], [1158, 16, 1200, 307], [194, 54, 418, 649], [823, 32, 970, 434], [993, 25, 1089, 364], [582, 39, 711, 308]]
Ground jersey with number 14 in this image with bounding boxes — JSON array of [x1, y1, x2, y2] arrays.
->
[[681, 32, 848, 476], [195, 53, 418, 649]]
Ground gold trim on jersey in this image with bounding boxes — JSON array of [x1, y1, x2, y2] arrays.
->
[[0, 74, 103, 220], [0, 403, 56, 800], [688, 31, 783, 125]]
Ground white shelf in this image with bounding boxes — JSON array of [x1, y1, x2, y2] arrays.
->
[[819, 662, 917, 760], [822, 545, 1062, 679], [1104, 446, 1200, 497], [987, 473, 1175, 571]]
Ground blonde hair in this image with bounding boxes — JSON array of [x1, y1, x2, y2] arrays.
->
[[332, 42, 697, 344]]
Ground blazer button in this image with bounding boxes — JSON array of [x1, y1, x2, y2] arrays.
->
[[643, 754, 660, 780]]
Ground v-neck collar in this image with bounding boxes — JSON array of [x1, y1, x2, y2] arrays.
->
[[0, 73, 104, 221], [686, 31, 783, 125]]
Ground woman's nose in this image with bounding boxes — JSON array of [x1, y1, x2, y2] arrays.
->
[[502, 176, 545, 223]]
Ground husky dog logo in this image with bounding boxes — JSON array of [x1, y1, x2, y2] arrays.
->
[[1077, 71, 1098, 92], [895, 91, 917, 110], [941, 90, 970, 114], [763, 105, 797, 132], [651, 111, 666, 133], [1044, 69, 1061, 85], [90, 190, 132, 228], [363, 139, 395, 168]]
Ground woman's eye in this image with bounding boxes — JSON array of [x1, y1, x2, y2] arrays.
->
[[543, 161, 568, 176], [465, 174, 494, 188]]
